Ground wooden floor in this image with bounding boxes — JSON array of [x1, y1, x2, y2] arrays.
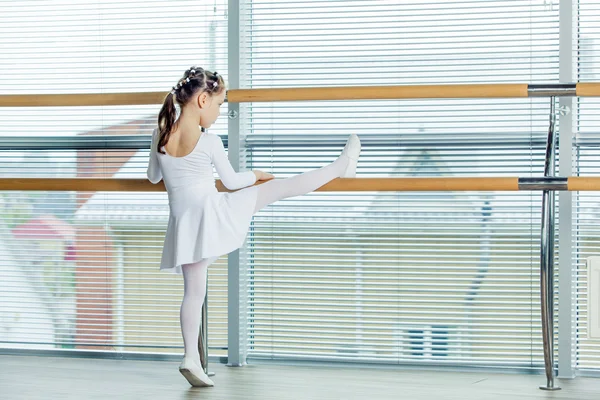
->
[[1, 355, 599, 400]]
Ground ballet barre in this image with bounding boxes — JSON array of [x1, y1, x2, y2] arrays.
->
[[1, 176, 599, 192], [1, 82, 600, 107], [3, 81, 598, 390]]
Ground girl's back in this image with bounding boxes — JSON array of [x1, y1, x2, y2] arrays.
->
[[150, 128, 218, 193]]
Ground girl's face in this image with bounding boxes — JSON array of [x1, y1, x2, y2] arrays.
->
[[198, 90, 226, 129]]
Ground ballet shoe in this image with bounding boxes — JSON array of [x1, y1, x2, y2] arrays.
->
[[179, 357, 214, 387], [340, 134, 361, 178]]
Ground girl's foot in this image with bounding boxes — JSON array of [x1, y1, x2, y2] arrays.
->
[[179, 357, 214, 387], [340, 134, 361, 178]]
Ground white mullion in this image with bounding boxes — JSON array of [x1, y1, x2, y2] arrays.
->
[[227, 0, 246, 367], [557, 0, 577, 379]]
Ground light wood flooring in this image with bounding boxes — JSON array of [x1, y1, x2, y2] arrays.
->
[[1, 355, 599, 400]]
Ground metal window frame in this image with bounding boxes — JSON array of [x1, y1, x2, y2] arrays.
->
[[227, 0, 246, 367], [0, 0, 584, 377], [557, 0, 577, 379]]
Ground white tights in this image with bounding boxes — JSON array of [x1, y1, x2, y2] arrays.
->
[[179, 154, 349, 365], [180, 256, 217, 365], [252, 154, 349, 213]]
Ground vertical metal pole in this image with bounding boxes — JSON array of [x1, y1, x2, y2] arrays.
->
[[199, 292, 213, 375], [198, 4, 222, 376], [227, 0, 245, 367], [557, 0, 577, 380], [540, 98, 561, 390]]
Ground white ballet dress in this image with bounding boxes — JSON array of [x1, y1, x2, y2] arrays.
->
[[146, 128, 258, 274]]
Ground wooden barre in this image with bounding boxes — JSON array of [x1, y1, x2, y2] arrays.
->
[[0, 84, 527, 107], [2, 83, 600, 107], [576, 82, 600, 97], [226, 84, 530, 102], [0, 92, 168, 107], [1, 177, 599, 192], [567, 177, 600, 191]]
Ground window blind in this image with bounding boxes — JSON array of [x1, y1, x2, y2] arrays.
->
[[574, 0, 600, 372], [241, 0, 560, 368], [0, 0, 230, 357]]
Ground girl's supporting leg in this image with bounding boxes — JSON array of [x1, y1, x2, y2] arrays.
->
[[180, 256, 218, 365]]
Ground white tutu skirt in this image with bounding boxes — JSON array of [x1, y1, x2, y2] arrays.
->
[[159, 185, 258, 274]]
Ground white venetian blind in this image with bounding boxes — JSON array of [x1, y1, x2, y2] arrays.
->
[[0, 0, 230, 357], [241, 0, 560, 368], [574, 0, 600, 372]]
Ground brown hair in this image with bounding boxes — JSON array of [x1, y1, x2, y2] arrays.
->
[[157, 67, 225, 154]]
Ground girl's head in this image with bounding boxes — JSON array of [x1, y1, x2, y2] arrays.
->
[[157, 66, 226, 153]]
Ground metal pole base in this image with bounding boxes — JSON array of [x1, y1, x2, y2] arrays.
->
[[539, 385, 561, 391], [540, 374, 560, 391]]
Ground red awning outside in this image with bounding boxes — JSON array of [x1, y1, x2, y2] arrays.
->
[[12, 215, 75, 242]]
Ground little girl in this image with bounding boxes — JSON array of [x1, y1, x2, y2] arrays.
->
[[146, 66, 361, 387]]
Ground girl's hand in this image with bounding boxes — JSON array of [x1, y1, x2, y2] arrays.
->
[[254, 170, 275, 181]]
